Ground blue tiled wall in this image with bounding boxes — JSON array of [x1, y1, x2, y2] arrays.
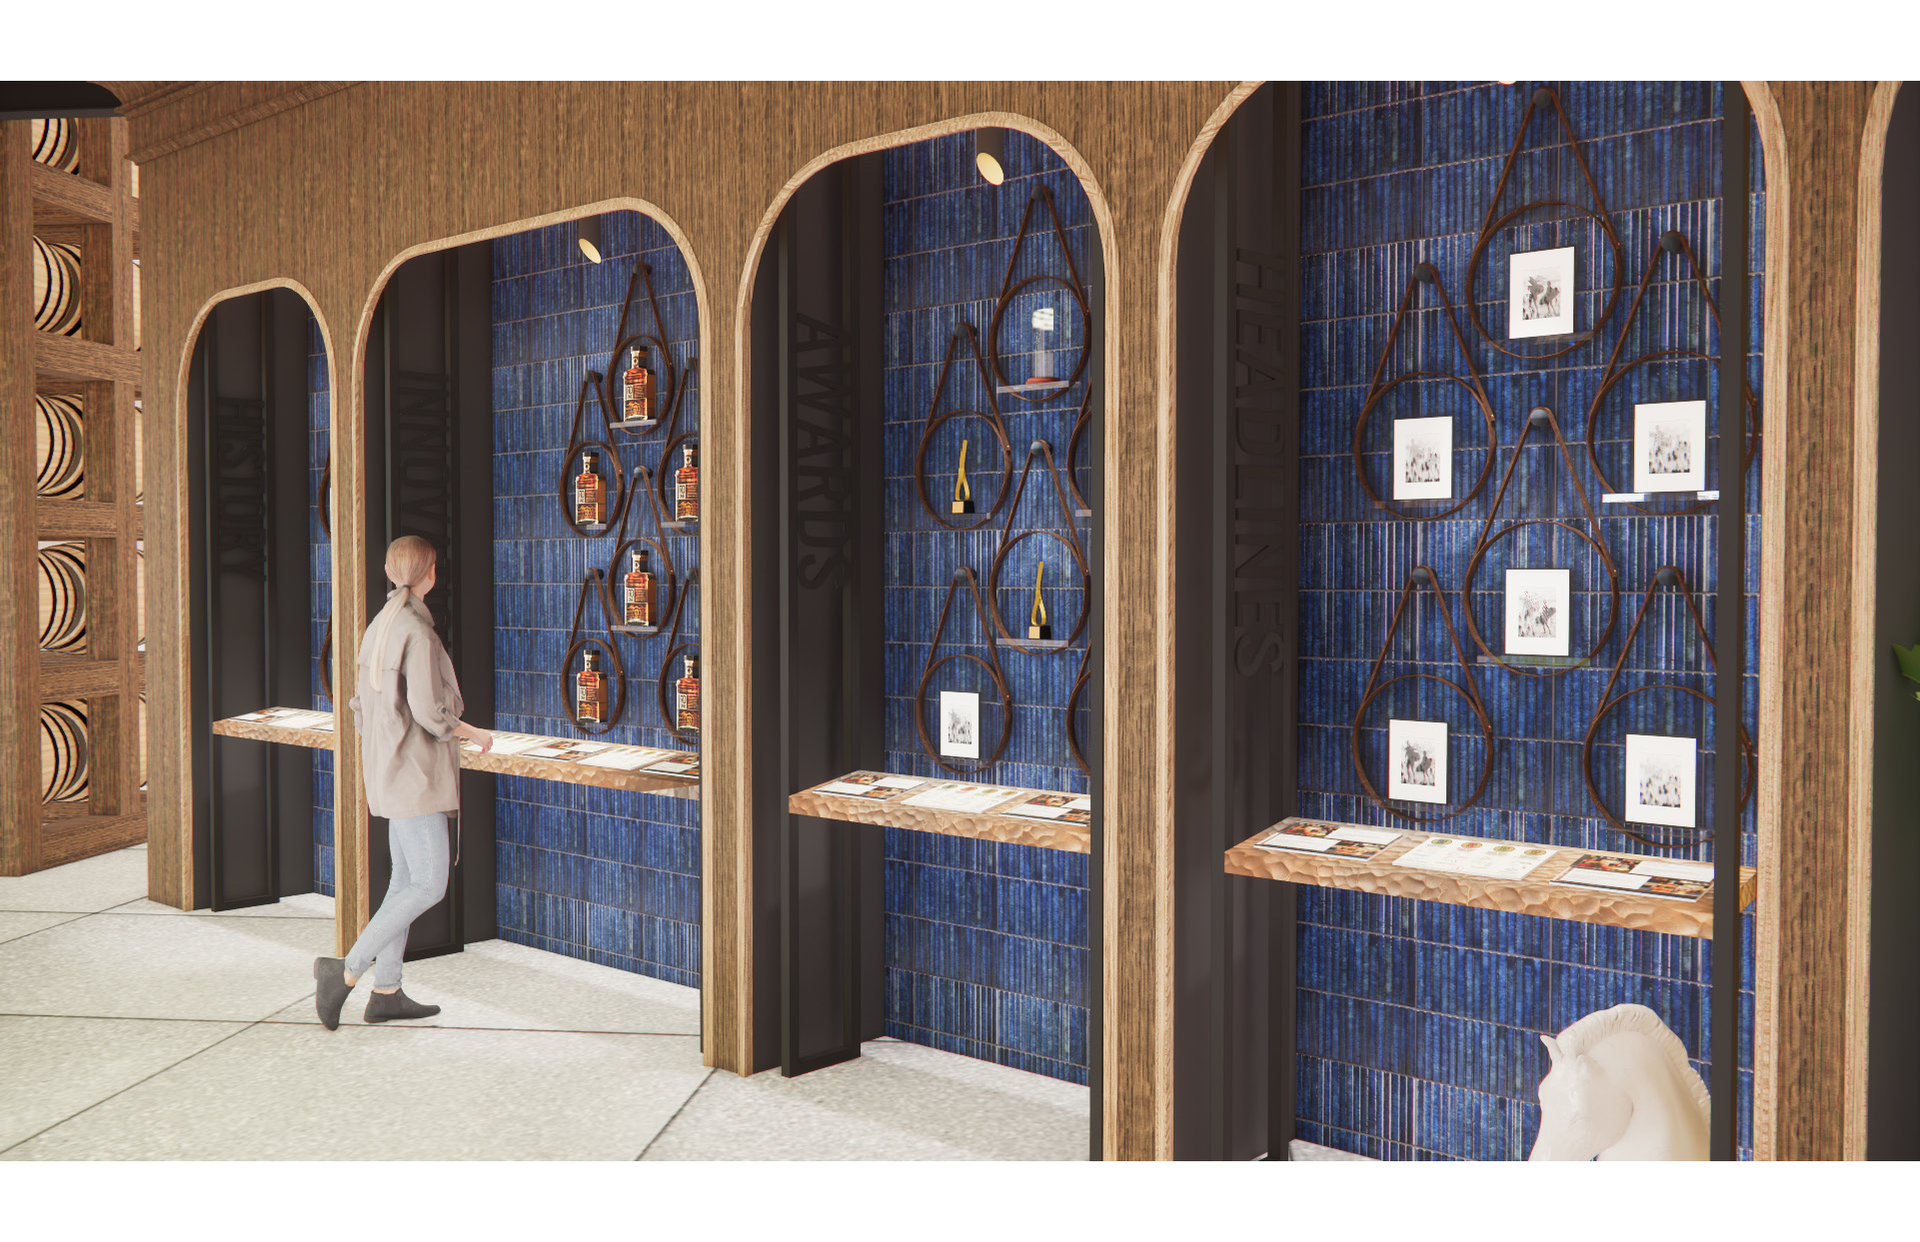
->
[[880, 133, 1095, 1083], [491, 213, 703, 986], [1295, 82, 1762, 1160], [309, 313, 335, 897]]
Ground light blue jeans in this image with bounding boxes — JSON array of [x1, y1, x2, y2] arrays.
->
[[343, 812, 449, 989]]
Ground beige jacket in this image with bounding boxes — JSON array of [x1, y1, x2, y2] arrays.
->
[[348, 588, 465, 819]]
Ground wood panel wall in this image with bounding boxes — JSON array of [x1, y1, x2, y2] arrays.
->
[[120, 78, 1888, 1160]]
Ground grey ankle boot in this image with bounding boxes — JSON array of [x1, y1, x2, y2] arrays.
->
[[364, 988, 441, 1023], [314, 957, 353, 1031]]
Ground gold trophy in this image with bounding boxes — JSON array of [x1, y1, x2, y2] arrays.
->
[[1027, 559, 1052, 641], [952, 437, 973, 515]]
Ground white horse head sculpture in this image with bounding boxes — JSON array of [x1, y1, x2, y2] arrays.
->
[[1530, 1002, 1709, 1161]]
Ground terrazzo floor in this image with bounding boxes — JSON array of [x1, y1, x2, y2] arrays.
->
[[0, 844, 1089, 1161]]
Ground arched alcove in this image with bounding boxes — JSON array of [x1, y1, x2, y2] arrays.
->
[[339, 208, 709, 984], [183, 283, 336, 910], [1168, 81, 1771, 1161], [742, 123, 1106, 1156]]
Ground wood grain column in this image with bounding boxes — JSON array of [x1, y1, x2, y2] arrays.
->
[[1749, 79, 1885, 1162], [0, 122, 39, 876]]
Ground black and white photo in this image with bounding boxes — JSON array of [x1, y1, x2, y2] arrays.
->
[[1507, 246, 1576, 339], [1392, 416, 1452, 501], [1388, 718, 1449, 805], [939, 690, 980, 760], [1504, 568, 1571, 657], [1623, 733, 1697, 828], [1632, 399, 1708, 493]]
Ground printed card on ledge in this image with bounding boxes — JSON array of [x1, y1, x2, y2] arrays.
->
[[1551, 853, 1715, 902], [999, 793, 1092, 824], [1256, 819, 1402, 861], [818, 772, 927, 800]]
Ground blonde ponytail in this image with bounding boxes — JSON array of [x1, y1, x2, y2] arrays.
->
[[384, 535, 436, 592]]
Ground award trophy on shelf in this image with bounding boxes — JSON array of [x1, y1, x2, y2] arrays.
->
[[1028, 560, 1051, 641], [952, 438, 973, 515]]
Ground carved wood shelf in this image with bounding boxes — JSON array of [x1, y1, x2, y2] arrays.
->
[[1224, 818, 1756, 940], [788, 770, 1090, 853], [211, 709, 701, 800]]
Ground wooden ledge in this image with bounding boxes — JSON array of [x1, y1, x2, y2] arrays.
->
[[39, 806, 147, 868], [34, 334, 139, 384], [40, 653, 142, 699], [789, 770, 1091, 853], [38, 499, 142, 540], [210, 708, 701, 799], [1225, 818, 1757, 940], [29, 161, 140, 232]]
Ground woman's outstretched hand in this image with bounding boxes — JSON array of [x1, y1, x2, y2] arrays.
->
[[457, 723, 495, 753]]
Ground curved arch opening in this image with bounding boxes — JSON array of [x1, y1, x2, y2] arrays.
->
[[1164, 81, 1777, 1162], [347, 208, 709, 981], [181, 282, 337, 910], [744, 123, 1105, 1114]]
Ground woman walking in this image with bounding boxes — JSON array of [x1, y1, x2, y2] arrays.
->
[[313, 535, 493, 1029]]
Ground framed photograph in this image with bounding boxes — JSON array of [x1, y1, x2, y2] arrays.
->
[[1504, 568, 1571, 657], [939, 690, 980, 760], [1623, 733, 1697, 828], [1633, 399, 1708, 493], [1392, 416, 1452, 500], [1387, 719, 1448, 804], [1508, 246, 1576, 339]]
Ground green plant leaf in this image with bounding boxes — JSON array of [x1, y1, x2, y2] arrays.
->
[[1897, 643, 1920, 684]]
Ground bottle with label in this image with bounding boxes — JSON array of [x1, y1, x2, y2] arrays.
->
[[675, 655, 700, 733], [1029, 305, 1057, 384], [577, 648, 607, 724], [675, 444, 700, 522], [575, 451, 605, 526], [624, 548, 656, 627], [622, 345, 654, 424]]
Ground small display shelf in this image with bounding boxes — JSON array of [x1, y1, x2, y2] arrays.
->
[[1602, 491, 1721, 504], [788, 769, 1090, 854], [994, 380, 1070, 398], [211, 708, 700, 799], [1475, 653, 1596, 670], [1224, 817, 1756, 939]]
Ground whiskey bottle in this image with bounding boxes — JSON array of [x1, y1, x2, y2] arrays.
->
[[1028, 305, 1058, 384], [575, 451, 606, 526], [623, 548, 656, 627], [577, 648, 607, 724], [675, 655, 700, 733], [622, 345, 654, 424], [675, 444, 700, 522]]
